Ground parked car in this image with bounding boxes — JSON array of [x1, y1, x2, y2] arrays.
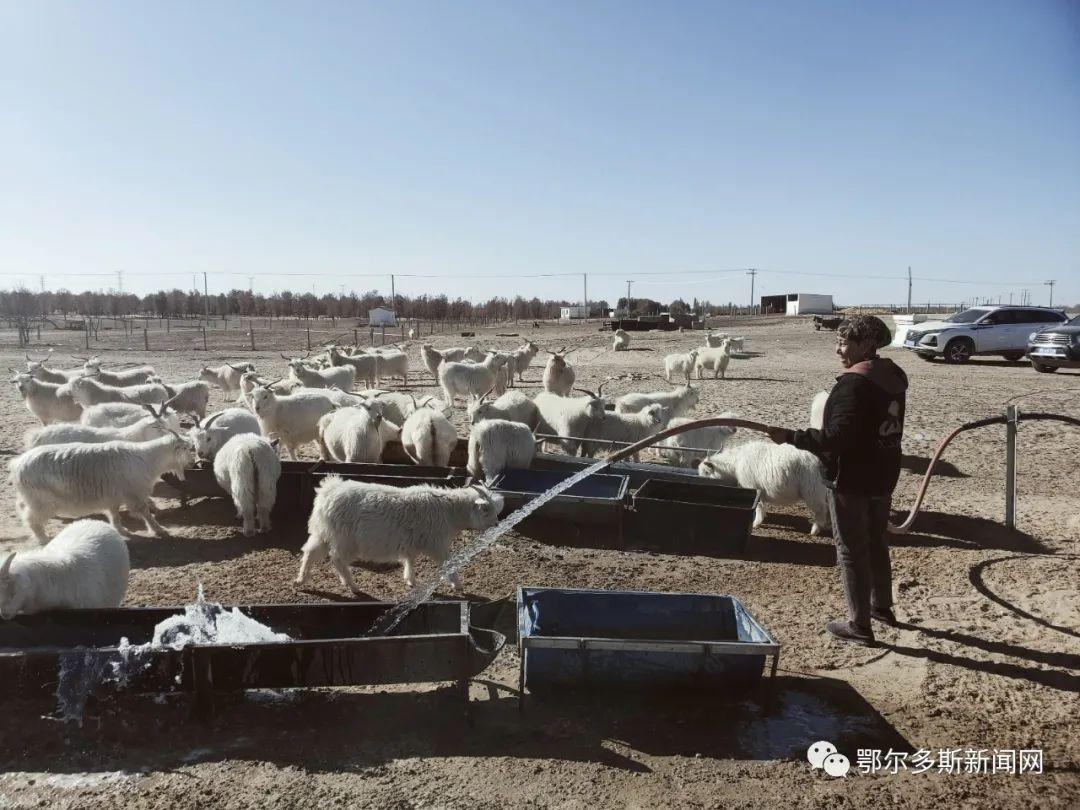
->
[[1028, 315, 1080, 373], [902, 305, 1068, 364]]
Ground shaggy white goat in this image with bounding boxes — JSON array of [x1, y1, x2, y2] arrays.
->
[[59, 375, 169, 407], [657, 413, 738, 467], [78, 357, 156, 386], [316, 403, 392, 463], [467, 419, 536, 483], [213, 434, 282, 537], [151, 379, 210, 418], [533, 386, 607, 455], [0, 520, 129, 618], [328, 347, 378, 388], [237, 371, 302, 406], [12, 373, 82, 425], [372, 349, 409, 386], [27, 409, 169, 449], [8, 432, 196, 542], [612, 328, 631, 351], [295, 477, 504, 593], [542, 350, 576, 395], [24, 352, 84, 384], [467, 389, 539, 428], [587, 402, 670, 460], [284, 356, 357, 391], [250, 385, 339, 460], [615, 383, 699, 418], [663, 349, 699, 384], [189, 407, 262, 460], [420, 344, 444, 377], [198, 363, 255, 399], [438, 353, 507, 409], [80, 402, 180, 430], [698, 441, 831, 535], [694, 340, 733, 380], [400, 403, 458, 467], [704, 333, 728, 348]]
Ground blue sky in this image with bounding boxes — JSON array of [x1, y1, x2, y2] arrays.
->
[[2, 1, 1078, 307]]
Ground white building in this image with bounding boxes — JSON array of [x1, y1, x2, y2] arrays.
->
[[560, 305, 588, 320], [760, 293, 834, 316], [368, 307, 397, 326]]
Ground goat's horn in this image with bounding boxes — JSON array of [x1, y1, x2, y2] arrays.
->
[[203, 410, 225, 429], [262, 377, 284, 389], [573, 387, 598, 398], [0, 552, 14, 578], [280, 353, 291, 360]]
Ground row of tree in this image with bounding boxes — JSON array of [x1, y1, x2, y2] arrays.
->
[[0, 287, 739, 324]]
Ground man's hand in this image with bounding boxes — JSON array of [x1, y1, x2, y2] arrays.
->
[[767, 427, 794, 445]]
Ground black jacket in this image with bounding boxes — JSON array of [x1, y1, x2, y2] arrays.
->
[[792, 357, 908, 496]]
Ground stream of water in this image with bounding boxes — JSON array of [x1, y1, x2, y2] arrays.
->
[[367, 459, 611, 636]]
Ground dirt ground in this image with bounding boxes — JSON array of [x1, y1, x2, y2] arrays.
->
[[0, 315, 1077, 809]]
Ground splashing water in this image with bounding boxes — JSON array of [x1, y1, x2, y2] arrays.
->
[[53, 586, 289, 724], [368, 459, 611, 636]]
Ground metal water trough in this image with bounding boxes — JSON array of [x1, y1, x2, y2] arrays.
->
[[0, 602, 502, 705], [489, 468, 630, 527], [517, 587, 779, 699], [627, 478, 760, 555]]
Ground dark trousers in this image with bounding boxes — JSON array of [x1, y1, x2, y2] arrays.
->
[[828, 490, 893, 630]]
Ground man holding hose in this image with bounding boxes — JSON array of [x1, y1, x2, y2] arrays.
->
[[768, 315, 907, 646]]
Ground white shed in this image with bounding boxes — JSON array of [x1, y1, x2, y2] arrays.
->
[[760, 293, 834, 316], [560, 306, 588, 320], [368, 307, 397, 326]]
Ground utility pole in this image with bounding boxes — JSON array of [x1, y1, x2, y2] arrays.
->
[[203, 271, 210, 321], [1045, 279, 1056, 307], [625, 280, 633, 317], [746, 268, 757, 313], [248, 276, 254, 293], [390, 274, 396, 313], [907, 266, 912, 312], [583, 273, 588, 319], [1009, 292, 1013, 305], [117, 271, 123, 294]]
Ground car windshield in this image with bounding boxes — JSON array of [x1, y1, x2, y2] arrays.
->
[[1069, 315, 1080, 326], [944, 309, 989, 324]]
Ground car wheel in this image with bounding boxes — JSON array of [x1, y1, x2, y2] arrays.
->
[[1002, 351, 1024, 362], [943, 338, 974, 364], [1031, 362, 1058, 373]]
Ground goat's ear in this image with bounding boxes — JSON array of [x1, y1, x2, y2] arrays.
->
[[0, 552, 14, 578], [270, 438, 281, 450], [699, 460, 716, 474]]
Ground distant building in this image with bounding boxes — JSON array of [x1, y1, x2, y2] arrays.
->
[[560, 305, 588, 320], [760, 293, 834, 316], [368, 307, 397, 326]]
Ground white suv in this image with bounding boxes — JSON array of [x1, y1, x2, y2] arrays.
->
[[903, 306, 1068, 364]]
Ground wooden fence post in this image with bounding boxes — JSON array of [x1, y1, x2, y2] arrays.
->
[[353, 328, 358, 346], [143, 326, 149, 351], [249, 330, 255, 351], [202, 326, 208, 351], [85, 320, 90, 350], [306, 327, 311, 351]]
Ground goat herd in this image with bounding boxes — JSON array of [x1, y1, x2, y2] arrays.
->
[[1, 332, 831, 618]]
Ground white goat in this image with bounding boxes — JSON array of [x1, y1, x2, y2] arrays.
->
[[612, 328, 631, 351], [440, 346, 485, 363], [400, 403, 458, 467], [512, 340, 539, 381], [27, 409, 170, 450], [328, 347, 378, 388], [59, 375, 169, 407], [657, 414, 738, 467], [663, 349, 699, 384], [373, 349, 409, 386], [533, 387, 607, 455], [694, 340, 733, 380], [698, 442, 831, 535], [249, 385, 339, 460], [24, 352, 84, 384], [467, 389, 539, 428], [237, 371, 302, 406], [189, 408, 262, 461], [467, 419, 536, 483], [420, 344, 445, 377], [316, 403, 392, 463], [78, 356, 156, 386], [438, 353, 507, 409], [8, 432, 196, 542], [198, 363, 254, 399], [296, 477, 504, 593], [542, 350, 576, 395], [284, 356, 357, 391], [0, 520, 129, 618], [12, 373, 82, 425], [213, 434, 282, 537], [153, 379, 210, 418], [588, 402, 670, 460], [704, 333, 728, 348], [615, 382, 699, 418], [81, 402, 180, 430]]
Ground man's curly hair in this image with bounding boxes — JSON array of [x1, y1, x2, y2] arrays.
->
[[838, 315, 892, 350]]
